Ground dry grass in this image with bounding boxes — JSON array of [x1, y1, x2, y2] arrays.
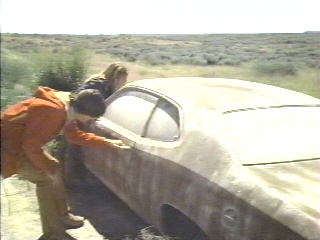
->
[[85, 59, 320, 99], [2, 33, 320, 99]]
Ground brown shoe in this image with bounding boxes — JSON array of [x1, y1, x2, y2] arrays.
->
[[63, 213, 84, 229]]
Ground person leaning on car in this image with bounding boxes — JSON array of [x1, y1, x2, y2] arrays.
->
[[1, 87, 129, 240], [62, 62, 129, 184], [75, 61, 128, 98]]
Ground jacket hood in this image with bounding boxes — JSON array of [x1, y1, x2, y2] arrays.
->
[[33, 87, 66, 109]]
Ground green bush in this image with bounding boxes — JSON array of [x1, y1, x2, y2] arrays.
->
[[1, 51, 37, 89], [139, 52, 167, 65], [37, 46, 88, 91], [1, 87, 33, 110], [252, 61, 298, 76], [304, 59, 320, 69], [191, 56, 207, 66], [219, 58, 241, 66], [203, 54, 219, 65], [1, 51, 37, 109]]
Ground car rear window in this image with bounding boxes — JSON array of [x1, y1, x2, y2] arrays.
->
[[222, 106, 320, 165]]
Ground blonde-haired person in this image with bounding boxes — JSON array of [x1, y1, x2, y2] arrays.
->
[[76, 62, 128, 99], [62, 63, 128, 186]]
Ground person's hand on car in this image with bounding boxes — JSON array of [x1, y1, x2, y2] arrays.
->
[[104, 138, 131, 149]]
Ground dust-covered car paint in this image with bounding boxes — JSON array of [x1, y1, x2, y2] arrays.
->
[[80, 77, 320, 240]]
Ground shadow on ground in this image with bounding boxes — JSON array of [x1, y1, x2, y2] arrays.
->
[[1, 174, 162, 240], [67, 173, 159, 240]]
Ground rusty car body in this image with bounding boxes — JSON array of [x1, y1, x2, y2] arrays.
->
[[80, 77, 320, 240]]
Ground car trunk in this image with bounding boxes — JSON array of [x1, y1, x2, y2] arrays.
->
[[246, 159, 320, 221]]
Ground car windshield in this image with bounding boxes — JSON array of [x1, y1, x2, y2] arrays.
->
[[222, 106, 320, 165]]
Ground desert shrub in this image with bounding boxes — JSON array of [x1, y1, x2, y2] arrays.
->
[[203, 54, 219, 65], [140, 52, 168, 65], [304, 59, 320, 69], [176, 56, 191, 65], [238, 55, 253, 62], [252, 61, 298, 76], [219, 58, 241, 66], [107, 47, 128, 57], [126, 52, 137, 62], [191, 56, 207, 66], [37, 46, 88, 91], [95, 49, 107, 54], [307, 50, 320, 57], [170, 56, 181, 65]]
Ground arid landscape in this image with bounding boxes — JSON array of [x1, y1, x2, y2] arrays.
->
[[1, 33, 319, 239], [2, 33, 320, 110]]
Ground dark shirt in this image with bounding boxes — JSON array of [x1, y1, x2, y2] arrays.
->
[[76, 79, 113, 100]]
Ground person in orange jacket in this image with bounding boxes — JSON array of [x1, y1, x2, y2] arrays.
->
[[1, 87, 129, 240]]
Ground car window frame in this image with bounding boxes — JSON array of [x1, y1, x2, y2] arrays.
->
[[100, 86, 183, 146]]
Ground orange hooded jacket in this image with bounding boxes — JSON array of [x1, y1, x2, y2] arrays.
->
[[1, 87, 107, 178]]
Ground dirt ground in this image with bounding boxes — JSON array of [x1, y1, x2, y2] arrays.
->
[[1, 174, 162, 240]]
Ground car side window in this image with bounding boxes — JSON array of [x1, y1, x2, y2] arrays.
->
[[144, 99, 180, 141], [103, 90, 158, 136]]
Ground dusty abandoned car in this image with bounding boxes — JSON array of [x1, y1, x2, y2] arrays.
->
[[79, 77, 320, 240]]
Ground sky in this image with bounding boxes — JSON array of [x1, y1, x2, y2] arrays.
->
[[1, 0, 319, 35]]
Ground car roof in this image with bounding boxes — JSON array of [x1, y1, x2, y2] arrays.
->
[[127, 77, 320, 112]]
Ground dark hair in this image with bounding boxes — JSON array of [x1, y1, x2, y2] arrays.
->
[[69, 89, 106, 117]]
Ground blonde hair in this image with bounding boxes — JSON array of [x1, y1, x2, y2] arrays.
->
[[85, 62, 128, 83]]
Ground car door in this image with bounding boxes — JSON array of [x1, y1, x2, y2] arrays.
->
[[82, 89, 159, 205], [82, 87, 181, 222], [134, 98, 181, 221]]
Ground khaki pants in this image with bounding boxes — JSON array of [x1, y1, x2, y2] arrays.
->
[[17, 157, 69, 237], [51, 135, 87, 186]]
